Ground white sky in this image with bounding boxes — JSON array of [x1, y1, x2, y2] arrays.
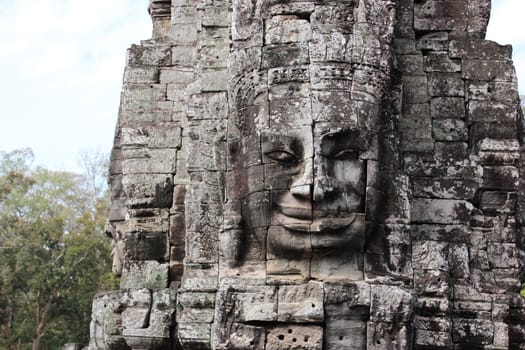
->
[[0, 0, 523, 173]]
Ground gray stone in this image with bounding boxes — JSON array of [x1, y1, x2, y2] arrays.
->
[[89, 0, 525, 349]]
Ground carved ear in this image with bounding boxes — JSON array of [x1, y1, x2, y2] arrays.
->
[[220, 201, 244, 266]]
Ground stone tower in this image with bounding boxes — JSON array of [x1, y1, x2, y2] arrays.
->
[[89, 0, 525, 348]]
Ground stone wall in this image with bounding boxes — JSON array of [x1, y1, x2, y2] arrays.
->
[[88, 0, 525, 349]]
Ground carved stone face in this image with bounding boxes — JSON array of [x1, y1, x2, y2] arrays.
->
[[263, 124, 368, 256], [230, 72, 385, 281], [227, 0, 396, 281]]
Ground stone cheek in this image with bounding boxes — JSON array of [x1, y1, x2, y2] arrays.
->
[[92, 0, 525, 349]]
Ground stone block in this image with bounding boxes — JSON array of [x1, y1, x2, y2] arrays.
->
[[452, 301, 492, 319], [468, 81, 489, 100], [311, 63, 354, 91], [434, 142, 468, 162], [170, 212, 186, 245], [477, 138, 520, 152], [397, 54, 425, 76], [470, 122, 519, 144], [414, 269, 449, 296], [402, 76, 430, 104], [414, 316, 451, 333], [172, 45, 197, 67], [311, 4, 353, 34], [366, 322, 411, 350], [415, 32, 449, 51], [265, 16, 312, 44], [177, 323, 211, 349], [159, 67, 194, 84], [124, 66, 159, 83], [216, 323, 265, 349], [395, 38, 417, 55], [411, 198, 473, 224], [479, 191, 517, 214], [180, 263, 218, 292], [200, 69, 228, 92], [121, 261, 169, 289], [414, 0, 467, 32], [432, 118, 468, 141], [311, 253, 365, 282], [231, 2, 263, 44], [128, 44, 172, 66], [452, 319, 494, 345], [171, 5, 198, 25], [265, 325, 323, 350], [324, 319, 367, 350], [121, 289, 151, 329], [415, 297, 450, 316], [430, 97, 465, 119], [228, 287, 278, 323], [449, 38, 512, 59], [414, 317, 453, 346], [482, 166, 519, 191], [266, 256, 311, 284], [462, 59, 515, 81], [413, 241, 449, 271], [120, 100, 174, 124], [262, 43, 310, 69], [176, 292, 215, 323], [89, 291, 126, 349], [410, 177, 478, 200], [172, 23, 199, 44], [202, 4, 229, 27], [277, 281, 324, 323], [121, 124, 182, 149], [468, 100, 517, 124], [493, 322, 509, 347], [124, 231, 169, 261], [323, 282, 371, 314], [428, 72, 464, 97], [449, 244, 470, 278], [410, 224, 473, 244], [122, 289, 174, 349], [400, 103, 431, 136], [424, 53, 461, 72], [487, 243, 518, 269], [370, 285, 413, 323], [241, 191, 271, 229], [309, 32, 350, 63], [122, 83, 166, 102], [121, 148, 177, 175]]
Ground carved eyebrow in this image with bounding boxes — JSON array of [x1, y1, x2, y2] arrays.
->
[[321, 129, 366, 155]]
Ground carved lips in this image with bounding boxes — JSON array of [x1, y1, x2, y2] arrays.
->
[[274, 204, 362, 233]]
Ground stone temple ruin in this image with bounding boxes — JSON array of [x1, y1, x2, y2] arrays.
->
[[88, 0, 525, 348]]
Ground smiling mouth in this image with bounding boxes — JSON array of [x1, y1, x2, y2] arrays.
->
[[274, 206, 361, 232]]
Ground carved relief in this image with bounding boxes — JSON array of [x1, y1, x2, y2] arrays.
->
[[91, 0, 525, 349]]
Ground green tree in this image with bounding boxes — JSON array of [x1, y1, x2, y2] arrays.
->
[[0, 149, 117, 350]]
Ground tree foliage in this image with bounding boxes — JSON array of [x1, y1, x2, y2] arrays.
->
[[0, 149, 117, 350]]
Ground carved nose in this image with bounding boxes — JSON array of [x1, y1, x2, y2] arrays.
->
[[290, 159, 333, 202], [291, 183, 312, 199], [290, 158, 313, 200]]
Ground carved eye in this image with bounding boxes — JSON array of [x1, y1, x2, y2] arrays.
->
[[331, 149, 359, 160], [265, 150, 298, 163]]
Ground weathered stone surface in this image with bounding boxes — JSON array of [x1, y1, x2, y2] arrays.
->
[[90, 0, 525, 349], [120, 260, 169, 289], [265, 325, 323, 350], [411, 199, 474, 224], [277, 281, 323, 323]]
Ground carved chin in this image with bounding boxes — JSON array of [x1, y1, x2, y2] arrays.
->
[[267, 213, 366, 256]]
